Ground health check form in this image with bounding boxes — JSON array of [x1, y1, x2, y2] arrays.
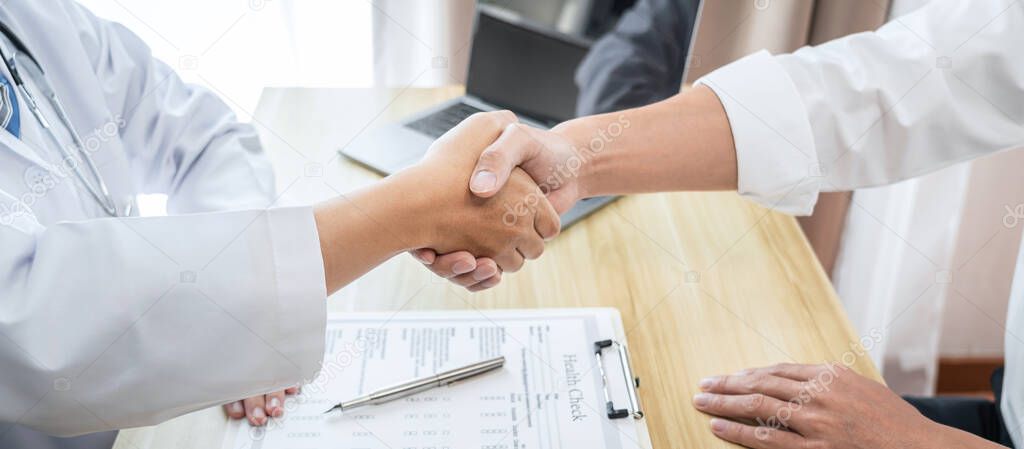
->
[[221, 309, 651, 449]]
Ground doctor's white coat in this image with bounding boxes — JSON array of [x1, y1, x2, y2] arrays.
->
[[0, 0, 326, 439]]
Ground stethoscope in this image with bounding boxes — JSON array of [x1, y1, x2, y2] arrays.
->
[[0, 21, 123, 217]]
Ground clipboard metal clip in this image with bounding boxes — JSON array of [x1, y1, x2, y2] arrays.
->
[[594, 339, 644, 420]]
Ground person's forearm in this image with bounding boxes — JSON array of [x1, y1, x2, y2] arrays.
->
[[558, 85, 737, 198], [314, 171, 429, 293]]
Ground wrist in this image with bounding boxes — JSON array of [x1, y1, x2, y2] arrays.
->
[[552, 118, 605, 200], [313, 177, 421, 293], [384, 166, 442, 250], [314, 174, 426, 256], [924, 420, 1006, 448]]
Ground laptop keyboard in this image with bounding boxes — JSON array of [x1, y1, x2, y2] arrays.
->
[[405, 103, 486, 138]]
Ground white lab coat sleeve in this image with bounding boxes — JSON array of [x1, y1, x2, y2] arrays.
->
[[697, 0, 1024, 215], [0, 202, 327, 436], [65, 1, 275, 213]]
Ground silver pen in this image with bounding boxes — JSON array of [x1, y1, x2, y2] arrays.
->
[[323, 356, 505, 414]]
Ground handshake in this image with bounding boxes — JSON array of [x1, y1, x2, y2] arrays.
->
[[317, 86, 723, 295], [399, 110, 588, 291], [240, 86, 728, 425]]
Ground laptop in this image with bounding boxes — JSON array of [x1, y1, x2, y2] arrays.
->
[[339, 6, 617, 228]]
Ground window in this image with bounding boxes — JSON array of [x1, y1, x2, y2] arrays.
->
[[77, 0, 374, 116]]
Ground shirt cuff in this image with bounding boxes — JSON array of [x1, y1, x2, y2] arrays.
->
[[266, 206, 327, 383], [696, 50, 821, 216]]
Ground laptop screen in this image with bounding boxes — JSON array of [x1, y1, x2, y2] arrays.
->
[[465, 10, 589, 125]]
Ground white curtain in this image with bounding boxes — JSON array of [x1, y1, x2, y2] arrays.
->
[[833, 165, 970, 394], [371, 0, 475, 88]]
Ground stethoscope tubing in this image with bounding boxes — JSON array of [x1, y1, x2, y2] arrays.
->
[[0, 21, 120, 217]]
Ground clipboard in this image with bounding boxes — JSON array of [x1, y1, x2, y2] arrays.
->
[[221, 308, 652, 449]]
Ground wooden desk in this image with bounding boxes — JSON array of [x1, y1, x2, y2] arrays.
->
[[114, 87, 879, 449]]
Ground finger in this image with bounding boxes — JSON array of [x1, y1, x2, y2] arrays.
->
[[265, 390, 287, 418], [470, 123, 542, 197], [429, 110, 518, 158], [223, 401, 245, 419], [533, 192, 561, 241], [449, 258, 500, 288], [461, 260, 501, 291], [446, 110, 517, 140], [243, 396, 268, 426], [427, 252, 478, 279], [699, 373, 805, 400], [693, 393, 790, 422], [470, 110, 518, 129], [735, 363, 836, 382], [449, 272, 484, 288], [710, 418, 805, 449], [518, 236, 545, 260], [471, 258, 499, 281], [284, 386, 299, 395], [411, 248, 436, 265], [495, 249, 525, 273], [468, 271, 503, 292]]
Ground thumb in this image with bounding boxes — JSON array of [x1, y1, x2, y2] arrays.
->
[[470, 123, 538, 197]]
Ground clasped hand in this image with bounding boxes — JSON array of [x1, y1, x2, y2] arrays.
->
[[413, 112, 583, 291], [406, 110, 561, 287]]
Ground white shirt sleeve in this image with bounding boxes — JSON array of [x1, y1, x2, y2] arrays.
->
[[698, 0, 1024, 215]]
